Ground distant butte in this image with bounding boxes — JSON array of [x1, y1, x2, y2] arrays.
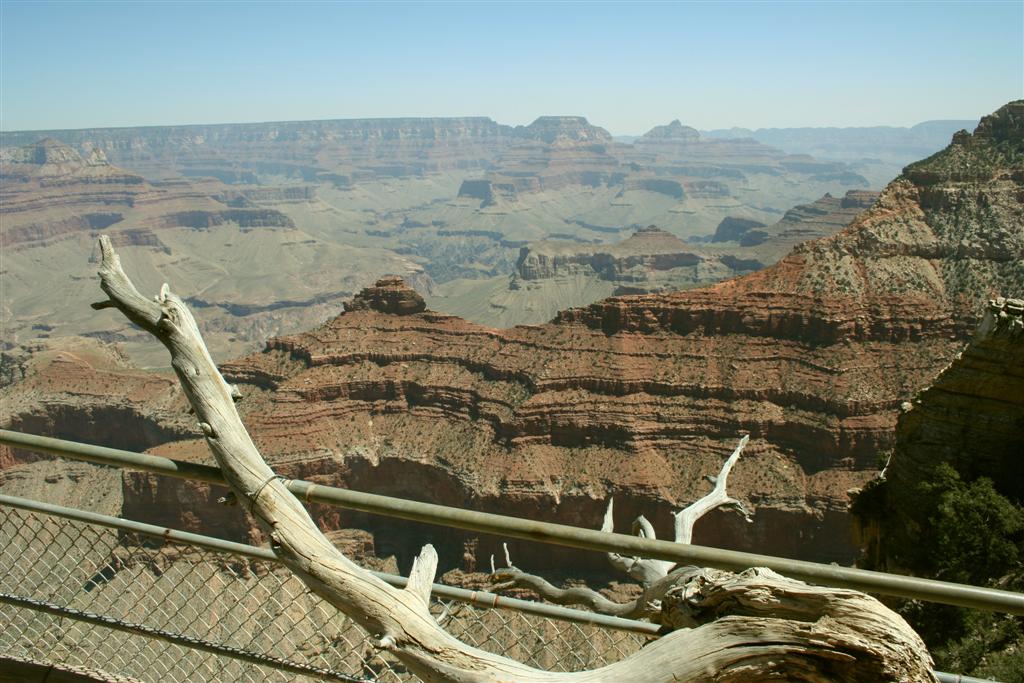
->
[[344, 277, 427, 316]]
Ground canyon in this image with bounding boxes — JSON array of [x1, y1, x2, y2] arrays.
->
[[3, 113, 905, 366], [2, 103, 1019, 586], [433, 189, 882, 327], [0, 137, 429, 367], [3, 103, 1018, 584]]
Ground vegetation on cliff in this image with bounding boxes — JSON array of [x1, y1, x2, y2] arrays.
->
[[853, 297, 1024, 680]]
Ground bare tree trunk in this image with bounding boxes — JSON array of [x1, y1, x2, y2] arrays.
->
[[91, 235, 938, 682]]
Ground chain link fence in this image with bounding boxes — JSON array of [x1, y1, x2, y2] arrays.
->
[[0, 504, 649, 682]]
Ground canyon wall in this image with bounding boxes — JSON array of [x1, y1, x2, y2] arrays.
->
[[851, 296, 1023, 578], [210, 102, 1019, 572]]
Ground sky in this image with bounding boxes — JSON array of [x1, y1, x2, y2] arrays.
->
[[0, 1, 1021, 135]]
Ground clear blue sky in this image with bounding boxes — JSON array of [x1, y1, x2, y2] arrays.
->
[[1, 1, 1021, 134]]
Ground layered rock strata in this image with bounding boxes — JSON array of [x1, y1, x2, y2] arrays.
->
[[1, 118, 518, 183], [456, 117, 869, 210], [851, 296, 1024, 575], [507, 190, 879, 304], [0, 338, 192, 472], [0, 137, 428, 365], [888, 296, 1023, 497], [708, 190, 879, 249], [345, 277, 427, 315], [512, 226, 754, 298], [516, 227, 701, 281]]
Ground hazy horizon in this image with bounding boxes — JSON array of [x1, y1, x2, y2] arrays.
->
[[1, 1, 1020, 135], [0, 111, 987, 138]]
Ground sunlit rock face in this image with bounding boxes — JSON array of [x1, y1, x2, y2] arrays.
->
[[344, 277, 427, 316]]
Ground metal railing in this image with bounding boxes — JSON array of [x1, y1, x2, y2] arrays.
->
[[0, 500, 649, 682], [0, 493, 657, 637], [3, 429, 1021, 616], [0, 429, 1010, 682]]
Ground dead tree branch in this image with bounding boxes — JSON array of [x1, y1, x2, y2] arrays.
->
[[495, 435, 752, 606]]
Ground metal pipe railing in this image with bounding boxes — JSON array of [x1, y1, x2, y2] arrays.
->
[[0, 493, 659, 635], [0, 493, 995, 683], [3, 429, 1023, 616]]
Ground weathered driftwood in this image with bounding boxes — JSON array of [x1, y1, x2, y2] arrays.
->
[[492, 435, 752, 618], [606, 434, 751, 585], [91, 235, 938, 682], [671, 435, 753, 545]]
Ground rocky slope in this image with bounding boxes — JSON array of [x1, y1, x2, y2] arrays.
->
[[852, 296, 1024, 573], [513, 226, 756, 297], [0, 338, 192, 473], [889, 297, 1024, 499], [0, 138, 429, 366], [708, 190, 879, 248]]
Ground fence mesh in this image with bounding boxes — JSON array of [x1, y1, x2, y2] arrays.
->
[[0, 504, 649, 682]]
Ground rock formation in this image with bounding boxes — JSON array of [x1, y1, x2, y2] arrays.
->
[[853, 296, 1024, 573], [344, 277, 427, 315], [641, 120, 701, 141], [516, 226, 701, 281], [890, 297, 1023, 498], [511, 225, 757, 299], [453, 116, 869, 221], [699, 189, 881, 267], [1, 117, 517, 183], [0, 139, 173, 250], [709, 217, 767, 243], [0, 137, 429, 365], [453, 191, 879, 325], [738, 190, 879, 246], [0, 338, 192, 474], [515, 116, 613, 145]]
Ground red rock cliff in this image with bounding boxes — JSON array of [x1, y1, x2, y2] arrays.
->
[[210, 103, 1024, 571]]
